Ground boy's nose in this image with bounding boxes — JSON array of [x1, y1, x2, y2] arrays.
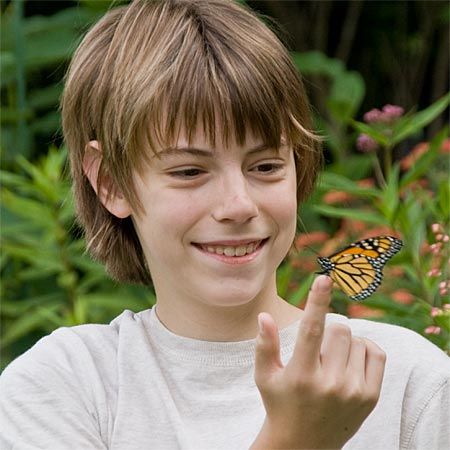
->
[[212, 173, 259, 224]]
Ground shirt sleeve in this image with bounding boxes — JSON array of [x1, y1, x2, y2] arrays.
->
[[0, 332, 108, 450], [407, 379, 450, 450]]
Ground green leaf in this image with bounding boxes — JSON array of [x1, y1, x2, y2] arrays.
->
[[396, 195, 428, 263], [399, 127, 448, 188], [312, 205, 386, 225], [329, 155, 374, 180], [0, 106, 34, 123], [1, 294, 62, 316], [276, 262, 293, 298], [0, 51, 16, 86], [29, 112, 61, 136], [437, 180, 450, 219], [380, 164, 400, 223], [319, 172, 380, 199], [1, 189, 54, 225], [1, 305, 61, 348], [2, 243, 64, 272], [392, 93, 450, 145], [0, 170, 28, 189], [349, 120, 390, 146], [287, 273, 315, 306], [16, 154, 66, 203], [327, 71, 365, 123], [28, 83, 63, 110]]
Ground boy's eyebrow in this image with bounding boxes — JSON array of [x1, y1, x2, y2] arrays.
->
[[155, 143, 280, 159]]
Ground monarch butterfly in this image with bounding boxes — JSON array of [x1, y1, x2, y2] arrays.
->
[[317, 236, 403, 301]]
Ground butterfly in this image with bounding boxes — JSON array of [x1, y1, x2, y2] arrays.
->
[[317, 236, 403, 301]]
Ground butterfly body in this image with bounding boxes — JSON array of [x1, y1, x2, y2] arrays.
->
[[317, 236, 403, 301]]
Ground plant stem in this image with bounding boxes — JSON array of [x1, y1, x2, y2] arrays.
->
[[371, 153, 386, 188], [383, 144, 393, 179], [13, 0, 28, 157]]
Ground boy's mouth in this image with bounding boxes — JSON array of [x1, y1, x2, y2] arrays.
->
[[192, 238, 269, 257]]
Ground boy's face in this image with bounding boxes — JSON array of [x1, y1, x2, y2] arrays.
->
[[131, 125, 297, 309]]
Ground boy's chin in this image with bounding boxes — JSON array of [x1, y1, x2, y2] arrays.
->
[[199, 286, 264, 309]]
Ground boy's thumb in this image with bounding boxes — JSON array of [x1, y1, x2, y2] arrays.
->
[[254, 312, 282, 387]]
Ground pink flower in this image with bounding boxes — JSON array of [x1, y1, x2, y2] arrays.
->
[[363, 109, 383, 123], [347, 304, 384, 318], [391, 289, 414, 305], [424, 326, 441, 335], [363, 105, 404, 124], [381, 104, 404, 121], [356, 134, 378, 153], [440, 281, 450, 296], [443, 304, 450, 310], [431, 223, 442, 234], [429, 243, 442, 255], [431, 307, 442, 317], [427, 268, 442, 277]]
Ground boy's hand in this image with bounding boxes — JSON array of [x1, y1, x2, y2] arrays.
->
[[251, 275, 386, 449]]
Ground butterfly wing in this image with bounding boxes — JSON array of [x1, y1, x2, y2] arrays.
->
[[317, 236, 403, 301], [327, 253, 382, 301]]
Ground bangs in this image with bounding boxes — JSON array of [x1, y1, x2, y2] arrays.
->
[[150, 45, 286, 152], [127, 2, 316, 166]]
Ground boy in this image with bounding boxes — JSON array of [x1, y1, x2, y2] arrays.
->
[[1, 1, 449, 449]]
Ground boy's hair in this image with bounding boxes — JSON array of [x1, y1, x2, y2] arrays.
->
[[61, 0, 322, 285]]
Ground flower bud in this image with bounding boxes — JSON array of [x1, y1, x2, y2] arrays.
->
[[356, 134, 378, 153]]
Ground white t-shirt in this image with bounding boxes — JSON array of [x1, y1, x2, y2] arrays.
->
[[1, 308, 449, 450]]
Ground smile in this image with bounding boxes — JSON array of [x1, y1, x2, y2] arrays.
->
[[201, 241, 261, 256], [192, 238, 268, 262]]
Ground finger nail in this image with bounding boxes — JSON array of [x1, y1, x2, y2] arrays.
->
[[314, 275, 332, 293]]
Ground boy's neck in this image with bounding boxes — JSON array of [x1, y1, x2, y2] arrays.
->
[[153, 294, 304, 342]]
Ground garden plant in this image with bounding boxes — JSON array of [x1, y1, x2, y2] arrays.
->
[[1, 0, 449, 368]]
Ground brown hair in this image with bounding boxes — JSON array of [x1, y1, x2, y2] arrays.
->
[[61, 0, 322, 285]]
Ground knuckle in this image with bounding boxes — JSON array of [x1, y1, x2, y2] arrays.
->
[[377, 349, 387, 363], [286, 372, 312, 392], [352, 336, 365, 347], [254, 371, 275, 394], [328, 323, 352, 339], [346, 383, 365, 402], [323, 378, 345, 398], [365, 339, 386, 358], [371, 345, 387, 364], [300, 320, 323, 338]]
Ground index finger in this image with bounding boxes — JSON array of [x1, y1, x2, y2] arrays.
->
[[291, 275, 332, 368]]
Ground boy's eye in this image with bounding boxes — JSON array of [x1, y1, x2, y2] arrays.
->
[[251, 163, 284, 174], [169, 168, 204, 179]]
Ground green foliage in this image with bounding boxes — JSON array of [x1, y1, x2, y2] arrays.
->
[[0, 1, 110, 162], [1, 1, 449, 367], [285, 97, 450, 353], [0, 147, 154, 369], [292, 51, 366, 164]]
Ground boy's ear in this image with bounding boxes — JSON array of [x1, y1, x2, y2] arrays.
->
[[83, 141, 132, 219]]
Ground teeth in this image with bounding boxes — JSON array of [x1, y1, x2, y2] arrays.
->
[[223, 247, 234, 256], [201, 241, 261, 256]]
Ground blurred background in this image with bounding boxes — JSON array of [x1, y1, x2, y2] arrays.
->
[[1, 0, 449, 369]]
